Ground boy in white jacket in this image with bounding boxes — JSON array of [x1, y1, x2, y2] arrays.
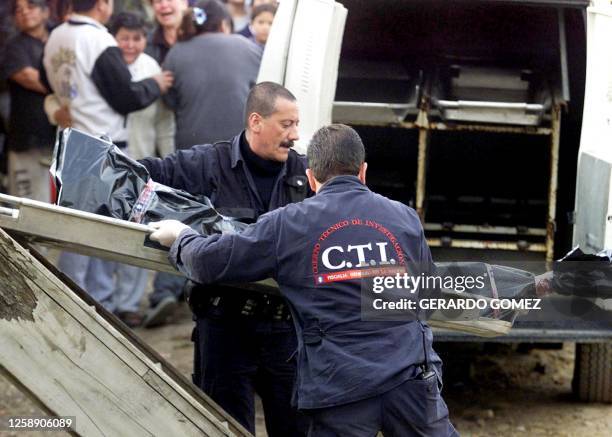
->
[[111, 12, 175, 160], [46, 13, 175, 159], [45, 11, 176, 326]]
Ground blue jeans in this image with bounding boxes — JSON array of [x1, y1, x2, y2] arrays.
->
[[58, 253, 147, 312], [113, 263, 148, 312], [58, 253, 115, 310], [193, 308, 306, 436]]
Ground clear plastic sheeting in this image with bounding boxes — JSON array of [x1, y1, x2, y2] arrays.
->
[[431, 262, 537, 325], [50, 128, 247, 235], [360, 261, 538, 336]]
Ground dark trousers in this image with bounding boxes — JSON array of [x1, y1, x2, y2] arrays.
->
[[304, 376, 458, 437], [193, 310, 306, 436]]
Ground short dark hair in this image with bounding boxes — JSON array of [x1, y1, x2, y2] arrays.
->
[[178, 0, 230, 41], [251, 3, 276, 21], [245, 81, 296, 125], [109, 12, 146, 36], [11, 0, 48, 14], [307, 124, 365, 183], [56, 0, 72, 19], [72, 0, 98, 13]]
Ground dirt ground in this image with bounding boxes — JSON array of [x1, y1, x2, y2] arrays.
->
[[1, 302, 610, 437]]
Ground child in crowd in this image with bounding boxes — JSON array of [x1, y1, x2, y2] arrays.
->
[[110, 12, 175, 161], [46, 12, 176, 163], [110, 11, 176, 327], [248, 3, 275, 48], [235, 0, 276, 40]]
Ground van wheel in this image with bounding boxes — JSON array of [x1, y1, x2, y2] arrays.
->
[[572, 343, 612, 403]]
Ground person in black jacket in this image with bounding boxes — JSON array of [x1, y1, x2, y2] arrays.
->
[[143, 0, 260, 328], [3, 0, 55, 201], [140, 81, 310, 436]]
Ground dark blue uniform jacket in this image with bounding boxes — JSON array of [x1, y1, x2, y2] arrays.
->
[[169, 175, 443, 409], [140, 133, 309, 221]]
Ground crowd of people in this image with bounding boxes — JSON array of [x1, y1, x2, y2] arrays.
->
[[0, 3, 293, 433], [0, 2, 459, 436], [0, 0, 278, 327]]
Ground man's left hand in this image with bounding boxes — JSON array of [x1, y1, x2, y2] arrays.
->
[[149, 220, 191, 247]]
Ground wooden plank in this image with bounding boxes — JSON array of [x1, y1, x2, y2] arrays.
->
[[22, 238, 252, 436], [0, 228, 251, 437], [22, 238, 251, 434], [142, 370, 232, 433]]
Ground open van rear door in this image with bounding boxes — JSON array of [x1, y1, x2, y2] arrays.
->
[[573, 0, 612, 253], [258, 0, 347, 154], [257, 0, 298, 84], [571, 0, 612, 404]]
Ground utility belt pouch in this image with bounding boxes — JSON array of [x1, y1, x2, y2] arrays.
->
[[186, 280, 290, 321]]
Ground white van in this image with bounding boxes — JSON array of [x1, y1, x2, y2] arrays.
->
[[260, 0, 612, 402]]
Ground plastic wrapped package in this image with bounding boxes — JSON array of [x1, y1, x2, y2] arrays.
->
[[424, 262, 536, 336], [50, 128, 246, 235], [129, 179, 247, 235], [361, 260, 538, 336], [552, 247, 612, 299]]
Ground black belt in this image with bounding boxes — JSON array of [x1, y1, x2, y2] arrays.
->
[[115, 141, 127, 149], [186, 281, 291, 321], [207, 294, 292, 321]]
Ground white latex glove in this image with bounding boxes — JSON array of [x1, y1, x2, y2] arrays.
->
[[149, 220, 191, 247]]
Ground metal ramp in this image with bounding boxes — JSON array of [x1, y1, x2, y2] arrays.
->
[[0, 193, 278, 296], [0, 194, 515, 339], [0, 193, 175, 274]]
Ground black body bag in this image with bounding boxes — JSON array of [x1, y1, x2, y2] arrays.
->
[[50, 128, 246, 235]]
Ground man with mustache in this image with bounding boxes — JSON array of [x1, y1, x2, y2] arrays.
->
[[142, 0, 261, 321], [139, 81, 310, 436]]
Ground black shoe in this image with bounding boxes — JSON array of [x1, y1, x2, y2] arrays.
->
[[142, 296, 178, 328]]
